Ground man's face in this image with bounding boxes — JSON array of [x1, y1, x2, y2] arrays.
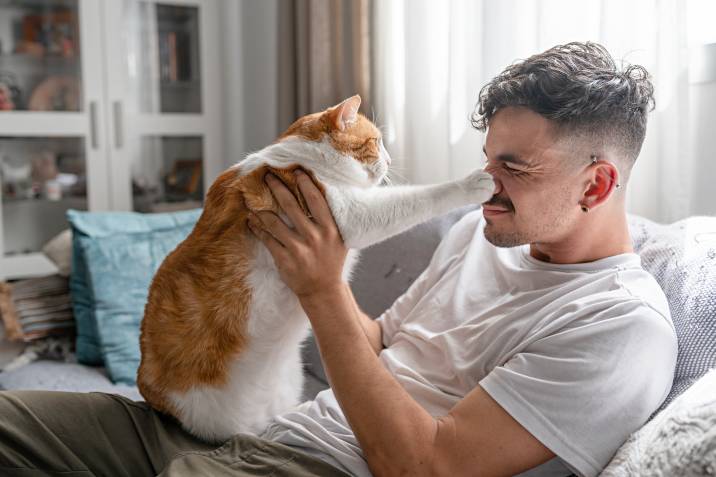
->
[[481, 106, 584, 248]]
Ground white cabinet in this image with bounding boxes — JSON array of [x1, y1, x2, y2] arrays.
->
[[0, 0, 223, 279], [103, 0, 223, 212]]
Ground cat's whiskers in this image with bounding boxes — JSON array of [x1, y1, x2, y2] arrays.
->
[[386, 166, 410, 185]]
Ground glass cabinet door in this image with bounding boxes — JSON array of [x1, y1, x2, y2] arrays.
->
[[103, 0, 222, 213], [1, 136, 87, 254], [0, 0, 108, 279], [0, 0, 82, 112]]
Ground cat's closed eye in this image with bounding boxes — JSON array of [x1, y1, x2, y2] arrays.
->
[[352, 137, 379, 151]]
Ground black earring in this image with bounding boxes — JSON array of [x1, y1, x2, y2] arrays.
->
[[581, 205, 589, 213]]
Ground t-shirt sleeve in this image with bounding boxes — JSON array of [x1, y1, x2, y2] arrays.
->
[[478, 300, 677, 477], [376, 211, 481, 347]]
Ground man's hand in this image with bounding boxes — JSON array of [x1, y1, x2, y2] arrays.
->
[[247, 170, 347, 299]]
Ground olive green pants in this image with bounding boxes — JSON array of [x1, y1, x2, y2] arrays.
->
[[0, 391, 351, 477]]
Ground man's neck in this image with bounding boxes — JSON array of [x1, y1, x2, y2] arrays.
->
[[529, 209, 633, 264]]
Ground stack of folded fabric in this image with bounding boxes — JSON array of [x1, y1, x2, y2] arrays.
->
[[0, 275, 74, 341]]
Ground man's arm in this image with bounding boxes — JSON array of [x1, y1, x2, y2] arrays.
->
[[346, 289, 383, 355], [301, 284, 555, 477]]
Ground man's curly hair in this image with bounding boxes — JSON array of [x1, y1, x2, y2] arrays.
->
[[472, 42, 655, 164]]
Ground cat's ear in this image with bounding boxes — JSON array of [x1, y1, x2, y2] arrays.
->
[[326, 95, 361, 131]]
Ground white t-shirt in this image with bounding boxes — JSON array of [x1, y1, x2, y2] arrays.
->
[[261, 211, 678, 477]]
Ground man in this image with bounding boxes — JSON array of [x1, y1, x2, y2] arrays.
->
[[0, 42, 675, 477]]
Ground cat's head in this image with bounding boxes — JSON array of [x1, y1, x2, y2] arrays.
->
[[278, 95, 391, 187]]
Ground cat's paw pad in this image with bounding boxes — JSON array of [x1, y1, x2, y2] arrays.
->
[[461, 170, 495, 203]]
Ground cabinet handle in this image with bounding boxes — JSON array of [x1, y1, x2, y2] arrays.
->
[[113, 101, 124, 148], [89, 101, 99, 150]]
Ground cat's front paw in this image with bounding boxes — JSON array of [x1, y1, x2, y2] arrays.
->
[[460, 170, 496, 204]]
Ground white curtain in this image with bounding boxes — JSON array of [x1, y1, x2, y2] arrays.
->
[[373, 0, 712, 223]]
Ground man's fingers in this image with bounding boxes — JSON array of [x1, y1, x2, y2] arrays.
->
[[264, 173, 314, 236], [247, 215, 288, 260], [253, 211, 302, 249], [294, 170, 335, 228]]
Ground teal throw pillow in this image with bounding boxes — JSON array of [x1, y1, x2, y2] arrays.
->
[[67, 209, 201, 371]]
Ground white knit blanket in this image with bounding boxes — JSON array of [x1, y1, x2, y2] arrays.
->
[[600, 368, 716, 476]]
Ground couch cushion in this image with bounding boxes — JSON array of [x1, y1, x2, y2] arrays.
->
[[600, 367, 716, 476], [629, 215, 716, 411], [0, 361, 142, 400], [0, 359, 327, 404]]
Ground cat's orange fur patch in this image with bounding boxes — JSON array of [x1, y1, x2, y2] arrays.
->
[[279, 110, 381, 164]]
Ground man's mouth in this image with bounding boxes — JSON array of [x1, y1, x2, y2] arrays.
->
[[482, 205, 511, 217]]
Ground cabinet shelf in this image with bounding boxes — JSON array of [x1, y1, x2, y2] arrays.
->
[[0, 113, 87, 136], [0, 53, 79, 69]]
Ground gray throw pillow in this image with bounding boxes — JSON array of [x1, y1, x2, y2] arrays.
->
[[600, 368, 716, 476], [628, 215, 716, 412]]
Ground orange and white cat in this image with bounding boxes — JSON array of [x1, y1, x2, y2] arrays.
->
[[137, 95, 495, 442]]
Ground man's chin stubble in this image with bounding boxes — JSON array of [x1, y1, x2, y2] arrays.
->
[[483, 226, 528, 248]]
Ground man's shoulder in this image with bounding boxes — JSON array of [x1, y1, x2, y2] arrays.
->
[[532, 262, 676, 346], [614, 264, 673, 329], [559, 278, 677, 359]]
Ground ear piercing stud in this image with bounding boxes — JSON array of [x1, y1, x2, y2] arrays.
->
[[590, 154, 621, 189]]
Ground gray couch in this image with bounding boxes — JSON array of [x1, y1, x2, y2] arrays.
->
[[1, 207, 715, 474]]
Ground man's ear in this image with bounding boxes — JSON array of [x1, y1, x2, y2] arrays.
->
[[581, 161, 620, 209], [326, 95, 361, 131]]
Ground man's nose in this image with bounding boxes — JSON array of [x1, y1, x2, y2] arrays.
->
[[489, 174, 502, 196]]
